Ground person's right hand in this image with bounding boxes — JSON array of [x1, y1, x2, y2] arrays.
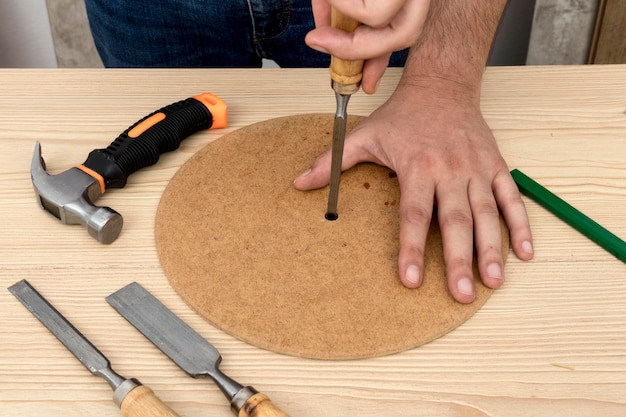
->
[[305, 0, 431, 93]]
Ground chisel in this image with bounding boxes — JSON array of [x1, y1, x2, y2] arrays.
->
[[106, 282, 290, 417], [8, 279, 180, 417], [325, 8, 364, 220]]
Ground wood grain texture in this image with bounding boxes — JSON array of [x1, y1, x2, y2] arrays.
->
[[120, 385, 181, 417], [1, 66, 626, 416], [238, 393, 290, 417]]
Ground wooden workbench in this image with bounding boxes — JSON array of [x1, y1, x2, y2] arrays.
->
[[0, 66, 625, 416]]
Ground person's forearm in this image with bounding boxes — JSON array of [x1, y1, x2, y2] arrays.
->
[[400, 0, 508, 98]]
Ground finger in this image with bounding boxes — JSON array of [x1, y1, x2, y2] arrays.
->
[[469, 179, 504, 290], [325, 0, 406, 28], [493, 170, 534, 260], [436, 180, 476, 303], [361, 54, 391, 94], [313, 0, 429, 56], [306, 26, 414, 61], [310, 0, 330, 27], [397, 170, 435, 289], [307, 0, 428, 59]]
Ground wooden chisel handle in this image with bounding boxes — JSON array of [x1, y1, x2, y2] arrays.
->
[[120, 385, 181, 417], [238, 393, 290, 417], [329, 8, 364, 92]]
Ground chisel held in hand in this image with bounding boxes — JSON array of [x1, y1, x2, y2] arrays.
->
[[8, 279, 180, 417], [325, 8, 364, 220]]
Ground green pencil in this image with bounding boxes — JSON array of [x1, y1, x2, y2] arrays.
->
[[511, 168, 626, 264]]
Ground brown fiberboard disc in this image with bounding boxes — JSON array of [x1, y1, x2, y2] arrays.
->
[[155, 113, 509, 360]]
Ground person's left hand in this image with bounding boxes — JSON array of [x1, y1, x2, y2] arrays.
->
[[305, 0, 430, 93]]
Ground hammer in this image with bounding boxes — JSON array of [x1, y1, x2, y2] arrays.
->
[[31, 93, 227, 244]]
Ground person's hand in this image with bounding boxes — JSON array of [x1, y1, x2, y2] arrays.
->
[[305, 0, 430, 93], [293, 79, 534, 303]]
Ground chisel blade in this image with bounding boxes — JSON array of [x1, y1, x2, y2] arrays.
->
[[8, 279, 116, 382], [106, 282, 248, 405], [106, 282, 222, 378], [325, 92, 350, 220]]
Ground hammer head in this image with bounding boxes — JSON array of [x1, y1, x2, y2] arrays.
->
[[31, 142, 123, 244]]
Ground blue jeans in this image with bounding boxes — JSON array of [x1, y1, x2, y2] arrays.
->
[[84, 0, 408, 68]]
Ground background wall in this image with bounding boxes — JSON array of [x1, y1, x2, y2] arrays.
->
[[0, 0, 57, 67], [45, 0, 102, 67], [527, 0, 599, 64], [0, 0, 604, 68]]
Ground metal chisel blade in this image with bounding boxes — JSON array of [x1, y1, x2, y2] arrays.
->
[[325, 92, 350, 220], [106, 282, 221, 377], [8, 279, 115, 381], [106, 282, 246, 403]]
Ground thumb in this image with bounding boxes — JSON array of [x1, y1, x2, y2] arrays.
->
[[293, 128, 368, 191]]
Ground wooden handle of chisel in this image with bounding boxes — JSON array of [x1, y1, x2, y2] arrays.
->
[[238, 393, 290, 417], [329, 8, 364, 88], [120, 385, 181, 417]]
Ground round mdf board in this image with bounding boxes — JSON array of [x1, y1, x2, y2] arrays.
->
[[155, 113, 509, 360]]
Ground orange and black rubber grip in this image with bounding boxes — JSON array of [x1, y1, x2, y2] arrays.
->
[[80, 93, 227, 192]]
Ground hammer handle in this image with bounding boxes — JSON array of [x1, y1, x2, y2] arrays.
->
[[82, 93, 227, 190]]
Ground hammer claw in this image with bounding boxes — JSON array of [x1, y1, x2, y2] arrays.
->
[[31, 141, 46, 178], [31, 142, 123, 244]]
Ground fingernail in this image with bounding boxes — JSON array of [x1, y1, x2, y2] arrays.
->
[[373, 78, 381, 94], [308, 43, 329, 54], [457, 278, 474, 296], [296, 168, 312, 180], [522, 240, 534, 255], [486, 263, 503, 281], [405, 265, 420, 286]]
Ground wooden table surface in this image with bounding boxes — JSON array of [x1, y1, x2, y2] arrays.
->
[[0, 66, 625, 416]]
